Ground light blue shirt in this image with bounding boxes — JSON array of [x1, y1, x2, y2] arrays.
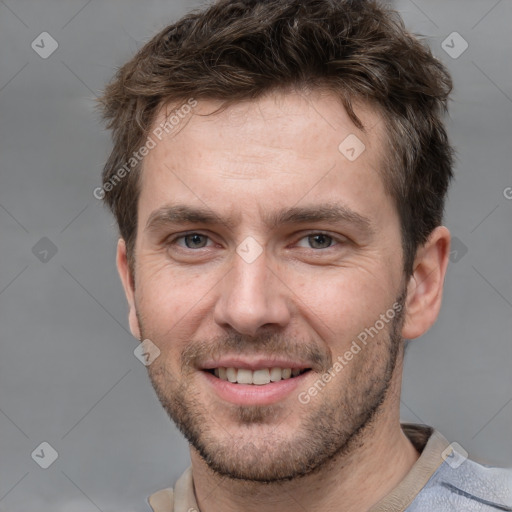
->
[[407, 451, 512, 511]]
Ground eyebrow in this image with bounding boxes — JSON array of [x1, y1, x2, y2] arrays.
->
[[145, 203, 374, 235]]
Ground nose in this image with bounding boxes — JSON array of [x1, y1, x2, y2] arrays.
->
[[213, 250, 291, 337]]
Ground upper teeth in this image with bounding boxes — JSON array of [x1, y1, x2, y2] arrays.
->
[[213, 367, 303, 385]]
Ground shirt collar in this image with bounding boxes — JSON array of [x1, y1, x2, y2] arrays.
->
[[148, 423, 450, 512]]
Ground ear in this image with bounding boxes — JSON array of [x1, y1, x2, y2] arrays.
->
[[402, 226, 451, 340], [116, 238, 141, 340]]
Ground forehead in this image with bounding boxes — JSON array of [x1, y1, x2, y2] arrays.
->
[[149, 90, 386, 164], [139, 90, 391, 229]]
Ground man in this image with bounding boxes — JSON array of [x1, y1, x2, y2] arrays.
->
[[98, 0, 512, 510]]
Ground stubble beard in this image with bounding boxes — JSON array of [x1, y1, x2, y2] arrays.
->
[[141, 295, 405, 483]]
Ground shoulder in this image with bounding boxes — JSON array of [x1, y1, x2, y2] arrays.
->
[[409, 451, 512, 511]]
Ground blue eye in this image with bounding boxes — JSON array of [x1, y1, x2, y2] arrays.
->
[[174, 233, 211, 249], [168, 232, 343, 252], [296, 233, 338, 249]]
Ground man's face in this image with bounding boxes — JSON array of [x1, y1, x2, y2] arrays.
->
[[124, 91, 408, 481]]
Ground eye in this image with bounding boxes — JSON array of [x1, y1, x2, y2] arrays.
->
[[296, 233, 341, 250], [167, 231, 345, 252], [171, 233, 213, 249]]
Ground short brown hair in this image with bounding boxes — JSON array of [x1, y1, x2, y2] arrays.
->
[[98, 0, 454, 276]]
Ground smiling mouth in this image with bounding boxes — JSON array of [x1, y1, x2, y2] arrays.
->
[[204, 367, 311, 385]]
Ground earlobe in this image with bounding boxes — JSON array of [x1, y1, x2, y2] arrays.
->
[[401, 226, 451, 340], [116, 238, 141, 340]]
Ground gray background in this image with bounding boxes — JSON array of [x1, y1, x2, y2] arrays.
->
[[0, 0, 511, 510]]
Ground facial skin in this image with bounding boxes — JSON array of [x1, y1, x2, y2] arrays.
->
[[117, 89, 450, 511]]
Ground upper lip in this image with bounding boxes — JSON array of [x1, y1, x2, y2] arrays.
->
[[200, 357, 312, 371]]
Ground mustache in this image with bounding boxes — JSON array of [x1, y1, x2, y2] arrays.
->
[[181, 331, 333, 373]]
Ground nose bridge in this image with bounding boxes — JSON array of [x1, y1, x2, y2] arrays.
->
[[213, 249, 290, 335]]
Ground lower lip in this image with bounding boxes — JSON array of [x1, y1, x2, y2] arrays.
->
[[201, 370, 311, 406]]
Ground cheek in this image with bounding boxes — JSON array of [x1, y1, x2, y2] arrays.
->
[[292, 267, 397, 344], [135, 263, 217, 336]]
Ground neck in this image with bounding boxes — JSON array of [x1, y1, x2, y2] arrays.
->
[[190, 362, 419, 512]]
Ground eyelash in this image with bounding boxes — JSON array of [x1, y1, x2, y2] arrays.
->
[[166, 231, 345, 251]]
